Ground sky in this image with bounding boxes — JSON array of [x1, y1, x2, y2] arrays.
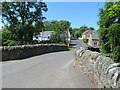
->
[[43, 2, 105, 30], [0, 16, 3, 30], [0, 2, 105, 30]]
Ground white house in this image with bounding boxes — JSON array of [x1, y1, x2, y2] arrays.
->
[[33, 31, 54, 42], [81, 29, 94, 39], [88, 31, 99, 48], [33, 31, 71, 42]]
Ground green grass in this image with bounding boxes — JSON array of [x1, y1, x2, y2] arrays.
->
[[68, 44, 75, 50]]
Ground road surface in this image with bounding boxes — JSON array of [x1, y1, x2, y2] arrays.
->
[[2, 40, 94, 88]]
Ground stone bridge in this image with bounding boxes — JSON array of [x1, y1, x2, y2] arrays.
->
[[1, 40, 120, 88]]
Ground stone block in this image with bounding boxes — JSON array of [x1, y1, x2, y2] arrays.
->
[[2, 44, 68, 61], [75, 47, 120, 88]]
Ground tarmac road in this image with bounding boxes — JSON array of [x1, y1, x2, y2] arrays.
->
[[2, 40, 94, 88]]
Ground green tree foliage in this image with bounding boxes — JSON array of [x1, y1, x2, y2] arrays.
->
[[0, 31, 2, 46], [2, 28, 20, 46], [98, 1, 120, 62], [71, 28, 80, 38], [107, 2, 120, 23], [98, 2, 115, 28], [1, 2, 48, 45], [2, 2, 48, 25], [50, 32, 67, 45], [82, 39, 88, 43], [44, 20, 71, 34], [108, 23, 120, 62], [59, 20, 71, 33], [88, 27, 95, 30], [98, 27, 111, 53], [71, 26, 93, 38], [43, 20, 71, 45]]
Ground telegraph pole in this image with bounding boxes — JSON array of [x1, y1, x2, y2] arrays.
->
[[67, 28, 69, 47]]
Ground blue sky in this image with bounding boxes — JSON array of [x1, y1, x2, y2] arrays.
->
[[0, 2, 105, 30], [43, 2, 105, 30]]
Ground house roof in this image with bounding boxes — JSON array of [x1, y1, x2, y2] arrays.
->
[[91, 31, 99, 40], [40, 31, 71, 38], [42, 31, 54, 37], [82, 30, 94, 35]]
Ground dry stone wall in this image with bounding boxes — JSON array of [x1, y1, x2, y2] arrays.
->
[[75, 47, 120, 88], [1, 44, 68, 61]]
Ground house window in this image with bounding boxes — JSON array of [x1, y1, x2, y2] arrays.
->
[[36, 37, 38, 39], [48, 36, 50, 39], [94, 42, 97, 45]]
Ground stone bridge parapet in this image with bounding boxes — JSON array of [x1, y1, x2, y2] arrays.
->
[[1, 44, 68, 61], [75, 47, 120, 88]]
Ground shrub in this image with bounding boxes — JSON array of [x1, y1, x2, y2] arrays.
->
[[40, 40, 51, 44], [3, 40, 21, 46], [108, 23, 120, 62], [2, 28, 21, 46], [50, 32, 67, 45], [32, 40, 39, 44], [109, 46, 120, 63], [98, 23, 120, 63], [82, 39, 88, 43]]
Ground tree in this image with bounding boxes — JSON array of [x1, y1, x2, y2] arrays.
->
[[50, 32, 67, 45], [107, 2, 120, 23], [43, 20, 71, 45], [2, 28, 21, 46], [43, 20, 71, 34], [108, 23, 120, 62], [98, 1, 120, 62], [71, 26, 89, 38], [1, 1, 48, 45], [78, 26, 88, 37], [0, 31, 2, 46], [59, 20, 71, 33], [88, 27, 94, 30], [83, 39, 88, 43], [97, 2, 115, 28], [44, 21, 53, 31], [2, 2, 48, 26], [98, 27, 111, 53]]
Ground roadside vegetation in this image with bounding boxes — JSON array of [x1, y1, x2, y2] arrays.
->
[[43, 20, 71, 45], [82, 39, 88, 43], [1, 1, 120, 62], [1, 2, 71, 46], [38, 32, 68, 45], [0, 31, 2, 46], [97, 1, 120, 63], [1, 2, 48, 46], [71, 26, 94, 39]]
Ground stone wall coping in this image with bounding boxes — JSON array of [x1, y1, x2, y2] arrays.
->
[[75, 47, 120, 88], [2, 44, 68, 61]]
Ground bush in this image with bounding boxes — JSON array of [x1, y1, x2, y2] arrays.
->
[[82, 39, 88, 43], [98, 23, 120, 63], [2, 28, 21, 46], [0, 31, 2, 46], [50, 32, 67, 45], [108, 23, 120, 62], [3, 40, 21, 46], [40, 40, 51, 44], [2, 24, 36, 46], [32, 40, 39, 44], [109, 46, 120, 63]]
